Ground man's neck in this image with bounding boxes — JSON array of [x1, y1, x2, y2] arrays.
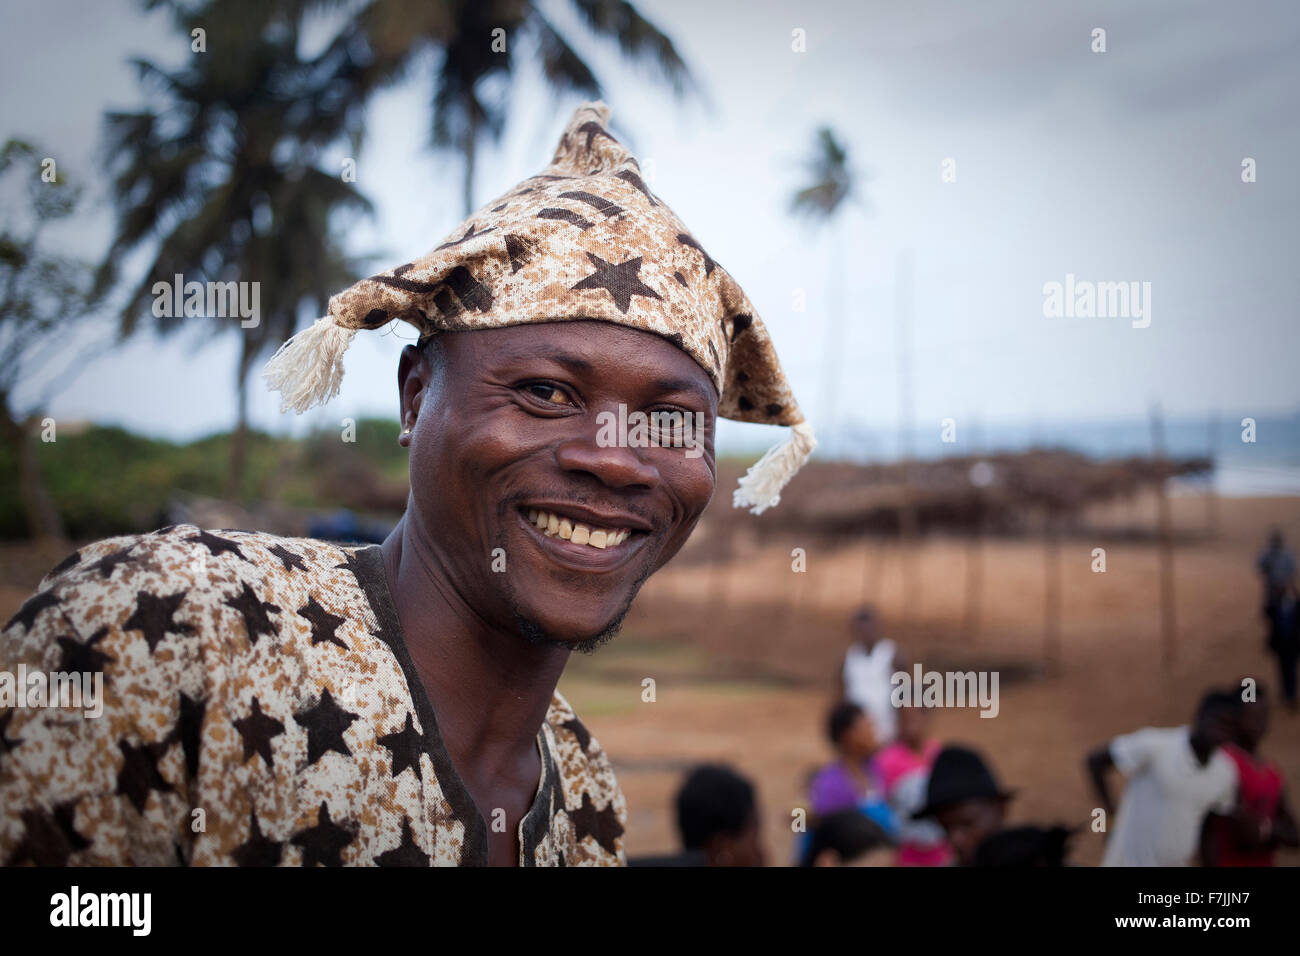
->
[[379, 514, 570, 791]]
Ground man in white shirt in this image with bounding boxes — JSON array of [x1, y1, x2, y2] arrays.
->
[[1086, 690, 1240, 867], [841, 607, 899, 746]]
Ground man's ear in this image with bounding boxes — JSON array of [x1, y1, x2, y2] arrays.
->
[[397, 344, 428, 444]]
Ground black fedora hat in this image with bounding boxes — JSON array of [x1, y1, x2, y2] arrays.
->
[[912, 745, 1015, 819]]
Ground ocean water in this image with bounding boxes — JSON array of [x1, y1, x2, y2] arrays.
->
[[792, 412, 1300, 497]]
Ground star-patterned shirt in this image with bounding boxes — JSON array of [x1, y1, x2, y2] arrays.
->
[[0, 524, 627, 866]]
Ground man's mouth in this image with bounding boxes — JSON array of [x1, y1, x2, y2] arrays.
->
[[523, 507, 636, 550]]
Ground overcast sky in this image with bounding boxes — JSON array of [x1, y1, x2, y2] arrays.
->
[[2, 0, 1297, 455]]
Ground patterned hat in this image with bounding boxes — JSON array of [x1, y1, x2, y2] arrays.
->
[[263, 100, 815, 513]]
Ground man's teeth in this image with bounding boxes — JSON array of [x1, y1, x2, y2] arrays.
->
[[527, 509, 632, 549]]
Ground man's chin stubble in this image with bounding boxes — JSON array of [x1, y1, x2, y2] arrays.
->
[[511, 564, 653, 655], [514, 610, 627, 655]]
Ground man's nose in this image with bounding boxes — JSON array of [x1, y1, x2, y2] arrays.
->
[[553, 414, 660, 490]]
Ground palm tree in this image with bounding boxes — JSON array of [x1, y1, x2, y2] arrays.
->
[[789, 126, 869, 442], [95, 1, 374, 499], [333, 0, 696, 214], [99, 0, 696, 498]]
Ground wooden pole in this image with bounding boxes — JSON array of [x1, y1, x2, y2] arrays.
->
[[965, 511, 984, 644], [1152, 405, 1177, 665], [1205, 411, 1219, 536], [896, 249, 915, 641], [1044, 507, 1061, 670]]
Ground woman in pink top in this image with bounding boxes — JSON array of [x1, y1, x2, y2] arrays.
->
[[872, 706, 953, 866]]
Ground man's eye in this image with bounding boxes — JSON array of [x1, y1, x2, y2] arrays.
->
[[525, 383, 572, 405]]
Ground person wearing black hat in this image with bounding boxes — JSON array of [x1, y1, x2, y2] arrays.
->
[[912, 745, 1015, 866]]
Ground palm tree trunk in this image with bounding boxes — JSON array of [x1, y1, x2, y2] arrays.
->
[[463, 110, 478, 216]]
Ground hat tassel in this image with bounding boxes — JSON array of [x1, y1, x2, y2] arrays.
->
[[732, 421, 817, 515], [261, 315, 357, 413]]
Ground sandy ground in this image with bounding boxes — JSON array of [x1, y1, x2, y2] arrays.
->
[[2, 493, 1297, 866], [560, 492, 1300, 865]]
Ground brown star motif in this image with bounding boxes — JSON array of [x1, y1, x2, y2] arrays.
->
[[232, 811, 282, 867], [56, 625, 114, 677], [4, 589, 60, 633], [123, 590, 196, 654], [375, 816, 429, 867], [298, 595, 346, 649], [290, 801, 355, 867], [267, 543, 308, 573], [570, 253, 662, 314], [5, 801, 90, 865], [186, 529, 248, 561], [233, 696, 285, 767], [223, 582, 280, 645], [569, 792, 624, 855], [116, 740, 174, 814]]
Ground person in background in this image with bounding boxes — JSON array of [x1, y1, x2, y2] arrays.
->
[[673, 764, 766, 867], [1258, 529, 1295, 622], [801, 810, 895, 867], [873, 704, 952, 865], [1266, 585, 1299, 711], [840, 606, 899, 746], [973, 826, 1074, 866], [1202, 685, 1298, 865], [809, 702, 898, 838], [1087, 690, 1239, 867], [912, 745, 1014, 866]]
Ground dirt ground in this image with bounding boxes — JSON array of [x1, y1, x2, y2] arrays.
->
[[2, 493, 1297, 866], [560, 492, 1300, 866]]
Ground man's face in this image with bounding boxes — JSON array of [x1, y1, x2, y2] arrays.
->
[[398, 320, 717, 648], [935, 797, 1006, 866]]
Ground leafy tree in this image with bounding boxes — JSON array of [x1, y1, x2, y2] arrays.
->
[[0, 140, 93, 542]]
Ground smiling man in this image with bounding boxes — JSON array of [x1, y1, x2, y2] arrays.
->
[[0, 102, 813, 866]]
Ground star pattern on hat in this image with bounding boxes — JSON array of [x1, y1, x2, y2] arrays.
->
[[116, 739, 174, 814], [377, 712, 424, 782], [435, 223, 495, 250], [559, 189, 624, 219], [224, 582, 280, 645], [233, 696, 285, 767], [4, 589, 60, 633], [375, 816, 429, 866], [569, 792, 623, 855], [293, 688, 358, 765], [676, 232, 716, 276], [570, 252, 662, 314], [291, 801, 355, 866], [123, 590, 196, 654], [298, 594, 346, 649], [232, 811, 282, 867]]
